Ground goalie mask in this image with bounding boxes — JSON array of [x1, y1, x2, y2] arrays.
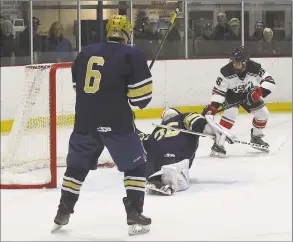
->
[[161, 108, 180, 122]]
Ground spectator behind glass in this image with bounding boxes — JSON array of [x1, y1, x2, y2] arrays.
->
[[42, 21, 73, 63], [258, 28, 277, 56], [89, 29, 99, 45], [205, 12, 231, 40], [16, 17, 43, 65], [226, 18, 241, 40], [0, 19, 16, 66], [196, 21, 213, 40], [250, 21, 265, 41], [133, 11, 149, 39], [142, 19, 162, 41]]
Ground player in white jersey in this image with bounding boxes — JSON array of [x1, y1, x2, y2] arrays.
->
[[202, 46, 276, 157]]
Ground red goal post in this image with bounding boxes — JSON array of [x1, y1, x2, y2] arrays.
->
[[1, 63, 114, 190], [1, 63, 72, 189]]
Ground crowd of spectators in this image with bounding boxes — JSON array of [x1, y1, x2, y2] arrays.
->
[[0, 9, 292, 66], [0, 16, 74, 66], [133, 11, 292, 59]]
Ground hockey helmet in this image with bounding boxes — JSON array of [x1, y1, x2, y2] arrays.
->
[[106, 15, 132, 43], [230, 46, 250, 72], [161, 108, 180, 122]]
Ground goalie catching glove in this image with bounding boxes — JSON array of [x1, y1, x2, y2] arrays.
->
[[203, 115, 236, 145]]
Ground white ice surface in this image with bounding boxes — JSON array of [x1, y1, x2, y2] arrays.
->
[[1, 113, 292, 241]]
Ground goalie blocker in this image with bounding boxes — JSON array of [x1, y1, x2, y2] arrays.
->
[[137, 108, 232, 196]]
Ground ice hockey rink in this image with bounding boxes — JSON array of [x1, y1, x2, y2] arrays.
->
[[1, 113, 292, 241]]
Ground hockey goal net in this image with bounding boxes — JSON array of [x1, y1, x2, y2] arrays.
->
[[1, 63, 114, 189]]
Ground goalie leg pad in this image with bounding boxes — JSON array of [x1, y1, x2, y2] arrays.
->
[[161, 159, 190, 192], [146, 181, 175, 196], [147, 159, 190, 195]]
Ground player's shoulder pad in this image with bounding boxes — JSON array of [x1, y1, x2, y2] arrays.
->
[[126, 45, 146, 59], [76, 43, 102, 59], [220, 62, 234, 77], [182, 112, 198, 118], [125, 45, 148, 67], [246, 59, 261, 74], [82, 43, 103, 54], [183, 112, 204, 131]]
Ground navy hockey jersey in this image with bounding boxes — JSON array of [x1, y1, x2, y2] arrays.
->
[[71, 42, 152, 134], [141, 112, 207, 165]]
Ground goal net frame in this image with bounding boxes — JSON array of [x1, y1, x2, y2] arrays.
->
[[1, 62, 73, 189]]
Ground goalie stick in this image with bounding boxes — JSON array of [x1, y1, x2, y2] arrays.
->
[[152, 123, 270, 151]]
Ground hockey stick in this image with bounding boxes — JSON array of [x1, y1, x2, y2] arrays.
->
[[153, 123, 214, 139], [152, 123, 269, 151], [215, 100, 246, 114], [149, 1, 183, 70]]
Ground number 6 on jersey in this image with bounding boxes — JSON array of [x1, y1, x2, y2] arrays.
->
[[84, 56, 105, 94]]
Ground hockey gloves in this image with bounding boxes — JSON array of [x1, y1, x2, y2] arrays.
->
[[247, 86, 262, 104], [202, 104, 218, 116]]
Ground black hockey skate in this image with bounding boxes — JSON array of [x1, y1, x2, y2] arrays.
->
[[123, 197, 151, 236], [146, 179, 175, 196], [250, 129, 269, 153], [51, 202, 72, 233], [210, 142, 226, 157]]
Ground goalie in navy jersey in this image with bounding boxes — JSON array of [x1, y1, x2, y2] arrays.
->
[[52, 15, 152, 236], [137, 108, 231, 196], [202, 46, 276, 157]]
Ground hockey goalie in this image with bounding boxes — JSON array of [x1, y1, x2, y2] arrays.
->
[[137, 108, 234, 196]]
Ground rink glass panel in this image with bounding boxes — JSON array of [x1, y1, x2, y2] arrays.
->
[[243, 2, 292, 58], [1, 0, 291, 67], [31, 1, 78, 65], [132, 1, 186, 60]]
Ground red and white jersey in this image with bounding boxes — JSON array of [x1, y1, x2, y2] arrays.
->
[[211, 60, 276, 104]]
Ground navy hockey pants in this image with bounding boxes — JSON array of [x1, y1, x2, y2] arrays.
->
[[66, 131, 146, 172]]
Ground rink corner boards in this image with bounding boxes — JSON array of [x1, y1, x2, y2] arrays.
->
[[0, 102, 292, 134]]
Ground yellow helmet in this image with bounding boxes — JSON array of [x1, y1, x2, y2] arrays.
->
[[106, 15, 132, 42]]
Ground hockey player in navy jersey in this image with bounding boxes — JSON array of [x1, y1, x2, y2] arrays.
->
[[137, 108, 232, 196], [52, 15, 152, 235], [202, 46, 276, 157]]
